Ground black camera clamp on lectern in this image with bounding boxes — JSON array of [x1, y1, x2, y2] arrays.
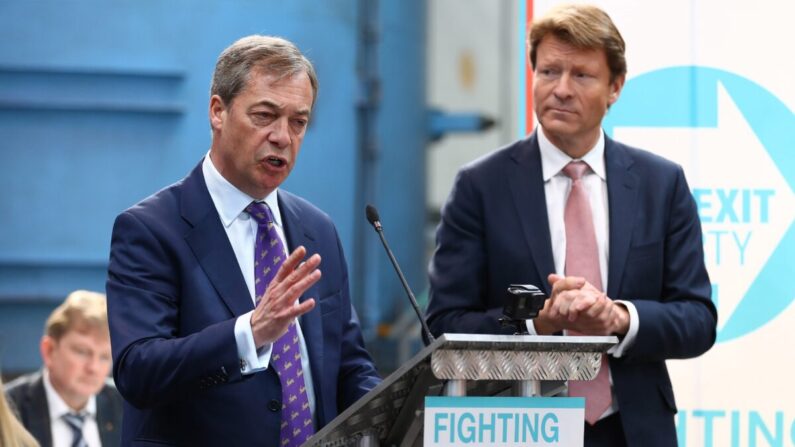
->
[[498, 284, 548, 335]]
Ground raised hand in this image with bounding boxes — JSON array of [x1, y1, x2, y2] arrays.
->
[[250, 246, 321, 347]]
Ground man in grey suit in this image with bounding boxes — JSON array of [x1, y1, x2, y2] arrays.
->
[[5, 290, 123, 447]]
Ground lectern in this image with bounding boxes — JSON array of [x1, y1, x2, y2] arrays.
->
[[304, 333, 617, 447]]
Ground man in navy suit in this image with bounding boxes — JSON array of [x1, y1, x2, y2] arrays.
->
[[106, 35, 381, 446], [426, 5, 717, 447]]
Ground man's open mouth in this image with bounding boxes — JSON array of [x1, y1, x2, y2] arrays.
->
[[265, 156, 285, 167]]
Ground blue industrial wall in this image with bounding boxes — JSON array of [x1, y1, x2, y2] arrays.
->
[[0, 0, 427, 374]]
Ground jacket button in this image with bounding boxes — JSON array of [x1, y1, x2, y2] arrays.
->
[[268, 399, 281, 412]]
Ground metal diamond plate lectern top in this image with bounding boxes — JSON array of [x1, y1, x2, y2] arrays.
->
[[303, 333, 618, 447]]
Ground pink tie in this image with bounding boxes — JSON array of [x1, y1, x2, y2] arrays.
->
[[561, 161, 612, 425]]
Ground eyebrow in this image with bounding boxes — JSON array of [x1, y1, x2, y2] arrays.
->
[[252, 100, 311, 117]]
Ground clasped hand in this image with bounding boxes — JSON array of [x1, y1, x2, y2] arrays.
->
[[534, 273, 629, 336], [250, 246, 321, 348]]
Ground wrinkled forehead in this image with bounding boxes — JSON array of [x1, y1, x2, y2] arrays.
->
[[248, 64, 316, 106]]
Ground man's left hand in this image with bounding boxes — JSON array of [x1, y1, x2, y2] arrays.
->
[[545, 273, 630, 336]]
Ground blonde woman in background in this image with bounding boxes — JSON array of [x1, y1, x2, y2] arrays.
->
[[0, 376, 39, 447]]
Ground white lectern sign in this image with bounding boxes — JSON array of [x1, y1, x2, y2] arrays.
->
[[424, 396, 585, 446]]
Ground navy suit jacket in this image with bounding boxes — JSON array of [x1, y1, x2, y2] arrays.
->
[[4, 371, 123, 447], [106, 161, 381, 446], [426, 132, 717, 447]]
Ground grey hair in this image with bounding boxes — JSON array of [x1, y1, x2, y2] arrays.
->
[[210, 35, 318, 107]]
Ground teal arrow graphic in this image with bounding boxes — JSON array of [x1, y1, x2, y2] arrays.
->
[[604, 66, 794, 342]]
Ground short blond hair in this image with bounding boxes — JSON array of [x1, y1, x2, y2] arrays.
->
[[528, 3, 626, 81], [44, 290, 108, 340]]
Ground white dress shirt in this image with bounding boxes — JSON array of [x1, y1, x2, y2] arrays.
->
[[529, 127, 642, 418], [202, 154, 316, 416], [528, 127, 639, 354], [43, 369, 101, 447], [540, 128, 610, 293]]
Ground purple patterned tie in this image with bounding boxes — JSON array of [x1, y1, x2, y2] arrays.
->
[[247, 202, 314, 447], [561, 161, 612, 425]]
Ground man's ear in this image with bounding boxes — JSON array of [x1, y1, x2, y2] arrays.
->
[[40, 335, 55, 368], [209, 95, 227, 132], [608, 74, 626, 107]]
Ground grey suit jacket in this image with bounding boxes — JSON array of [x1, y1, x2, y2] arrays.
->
[[5, 370, 123, 447]]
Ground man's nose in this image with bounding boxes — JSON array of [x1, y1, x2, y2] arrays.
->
[[85, 355, 104, 374], [552, 73, 574, 99], [268, 117, 291, 149]]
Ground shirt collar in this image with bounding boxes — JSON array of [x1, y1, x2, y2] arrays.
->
[[42, 368, 96, 419], [537, 126, 606, 181], [202, 153, 283, 228]]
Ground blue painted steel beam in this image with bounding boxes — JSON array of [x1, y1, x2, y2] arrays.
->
[[366, 0, 427, 337], [426, 108, 496, 141]]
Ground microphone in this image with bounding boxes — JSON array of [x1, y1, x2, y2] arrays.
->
[[365, 205, 435, 343]]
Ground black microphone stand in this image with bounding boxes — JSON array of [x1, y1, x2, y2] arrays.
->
[[365, 205, 435, 343]]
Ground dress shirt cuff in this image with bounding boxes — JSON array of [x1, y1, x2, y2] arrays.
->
[[524, 319, 540, 335], [234, 311, 273, 374], [607, 300, 638, 357]]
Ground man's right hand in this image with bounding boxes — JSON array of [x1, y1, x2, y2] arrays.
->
[[250, 246, 321, 348], [532, 275, 586, 334], [533, 273, 629, 336]]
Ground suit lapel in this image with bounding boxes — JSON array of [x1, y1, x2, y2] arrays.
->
[[278, 192, 327, 424], [507, 133, 556, 295], [29, 373, 53, 447], [605, 138, 639, 299], [181, 161, 253, 317], [96, 387, 120, 447]]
